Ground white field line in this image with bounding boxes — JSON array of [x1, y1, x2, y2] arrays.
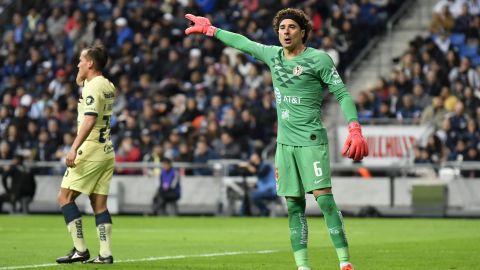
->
[[0, 249, 278, 270]]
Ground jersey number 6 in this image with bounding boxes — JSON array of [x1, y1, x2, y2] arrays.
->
[[313, 161, 323, 177]]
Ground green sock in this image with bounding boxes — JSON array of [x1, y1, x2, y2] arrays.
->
[[287, 199, 309, 267], [316, 194, 350, 263], [67, 218, 87, 252]]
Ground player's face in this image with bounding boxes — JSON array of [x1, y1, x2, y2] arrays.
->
[[278, 19, 304, 50], [77, 50, 91, 78]]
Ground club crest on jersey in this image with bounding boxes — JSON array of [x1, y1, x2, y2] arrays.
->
[[85, 96, 95, 105], [292, 65, 303, 76]]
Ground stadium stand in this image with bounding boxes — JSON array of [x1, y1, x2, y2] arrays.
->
[[0, 0, 404, 175], [351, 0, 480, 172]]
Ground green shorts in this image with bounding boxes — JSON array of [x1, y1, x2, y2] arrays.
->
[[61, 158, 115, 195], [275, 143, 331, 197]]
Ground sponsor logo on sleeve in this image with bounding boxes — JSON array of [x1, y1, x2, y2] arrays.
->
[[274, 87, 282, 104], [85, 96, 95, 105], [330, 66, 342, 85]]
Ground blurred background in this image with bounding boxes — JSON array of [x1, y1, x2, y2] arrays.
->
[[0, 0, 479, 218]]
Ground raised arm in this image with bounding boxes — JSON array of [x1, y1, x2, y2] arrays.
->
[[184, 14, 271, 62]]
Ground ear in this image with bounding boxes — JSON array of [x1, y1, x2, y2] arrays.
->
[[87, 59, 94, 69], [301, 29, 305, 38]]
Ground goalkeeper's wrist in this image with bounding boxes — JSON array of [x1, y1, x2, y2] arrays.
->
[[347, 121, 362, 133], [206, 26, 217, 36]]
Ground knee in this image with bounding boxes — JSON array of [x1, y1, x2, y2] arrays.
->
[[316, 194, 336, 215], [57, 191, 70, 206], [90, 200, 107, 214], [286, 198, 305, 215], [90, 200, 97, 211]]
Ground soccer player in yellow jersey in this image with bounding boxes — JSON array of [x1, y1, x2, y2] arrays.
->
[[56, 44, 116, 264]]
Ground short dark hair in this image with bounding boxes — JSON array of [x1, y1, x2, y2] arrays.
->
[[84, 44, 108, 71], [273, 8, 312, 44]]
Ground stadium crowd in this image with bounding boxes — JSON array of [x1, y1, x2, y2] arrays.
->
[[352, 0, 480, 174], [0, 0, 403, 175]]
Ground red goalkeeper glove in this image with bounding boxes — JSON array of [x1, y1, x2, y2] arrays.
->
[[185, 14, 217, 36], [342, 122, 369, 161]]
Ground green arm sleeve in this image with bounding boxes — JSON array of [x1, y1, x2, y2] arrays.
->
[[315, 52, 358, 123], [330, 86, 359, 123], [215, 29, 271, 63]]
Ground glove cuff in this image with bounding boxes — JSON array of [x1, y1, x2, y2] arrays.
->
[[347, 121, 362, 133], [206, 26, 217, 36]]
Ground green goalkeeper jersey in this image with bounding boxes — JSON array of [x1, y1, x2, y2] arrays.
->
[[215, 30, 358, 146]]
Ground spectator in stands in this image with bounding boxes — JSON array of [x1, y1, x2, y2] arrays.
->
[[448, 57, 480, 90], [238, 152, 277, 216], [138, 129, 155, 158], [215, 131, 242, 159], [0, 107, 11, 137], [424, 70, 443, 98], [463, 118, 480, 147], [0, 141, 13, 160], [425, 134, 446, 164], [448, 101, 469, 132], [439, 86, 459, 112], [412, 83, 432, 109], [387, 84, 401, 116], [436, 117, 460, 151], [433, 30, 453, 54], [453, 2, 472, 33], [46, 6, 67, 48], [374, 100, 395, 120], [192, 139, 218, 176], [114, 17, 133, 47], [152, 158, 181, 216], [430, 3, 455, 34], [462, 86, 480, 116], [414, 146, 432, 164], [462, 145, 480, 177], [396, 94, 422, 124], [420, 96, 448, 128], [321, 35, 340, 67], [0, 155, 36, 214], [143, 143, 163, 177], [115, 136, 142, 174], [448, 138, 467, 161], [355, 91, 374, 122]]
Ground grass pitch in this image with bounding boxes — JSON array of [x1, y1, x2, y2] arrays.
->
[[0, 215, 478, 270]]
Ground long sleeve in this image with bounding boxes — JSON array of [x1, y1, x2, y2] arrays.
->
[[215, 29, 277, 63]]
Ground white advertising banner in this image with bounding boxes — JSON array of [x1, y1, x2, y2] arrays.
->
[[337, 125, 432, 165]]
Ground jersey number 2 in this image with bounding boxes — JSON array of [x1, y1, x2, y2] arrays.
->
[[99, 115, 111, 143]]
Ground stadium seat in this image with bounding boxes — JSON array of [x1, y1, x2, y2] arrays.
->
[[472, 55, 480, 67], [458, 44, 478, 58], [449, 33, 465, 47]]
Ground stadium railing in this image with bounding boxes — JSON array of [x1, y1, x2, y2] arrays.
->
[[344, 0, 417, 83], [0, 159, 479, 217]]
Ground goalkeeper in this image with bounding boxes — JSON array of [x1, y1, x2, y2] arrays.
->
[[185, 8, 368, 270]]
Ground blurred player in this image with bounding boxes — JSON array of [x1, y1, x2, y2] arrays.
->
[[56, 44, 116, 264], [185, 8, 368, 270]]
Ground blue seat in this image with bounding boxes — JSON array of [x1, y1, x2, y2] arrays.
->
[[459, 44, 478, 58], [472, 56, 480, 67], [450, 33, 465, 47]]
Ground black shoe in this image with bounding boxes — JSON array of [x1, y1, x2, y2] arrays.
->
[[86, 255, 114, 264], [56, 248, 90, 263]]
